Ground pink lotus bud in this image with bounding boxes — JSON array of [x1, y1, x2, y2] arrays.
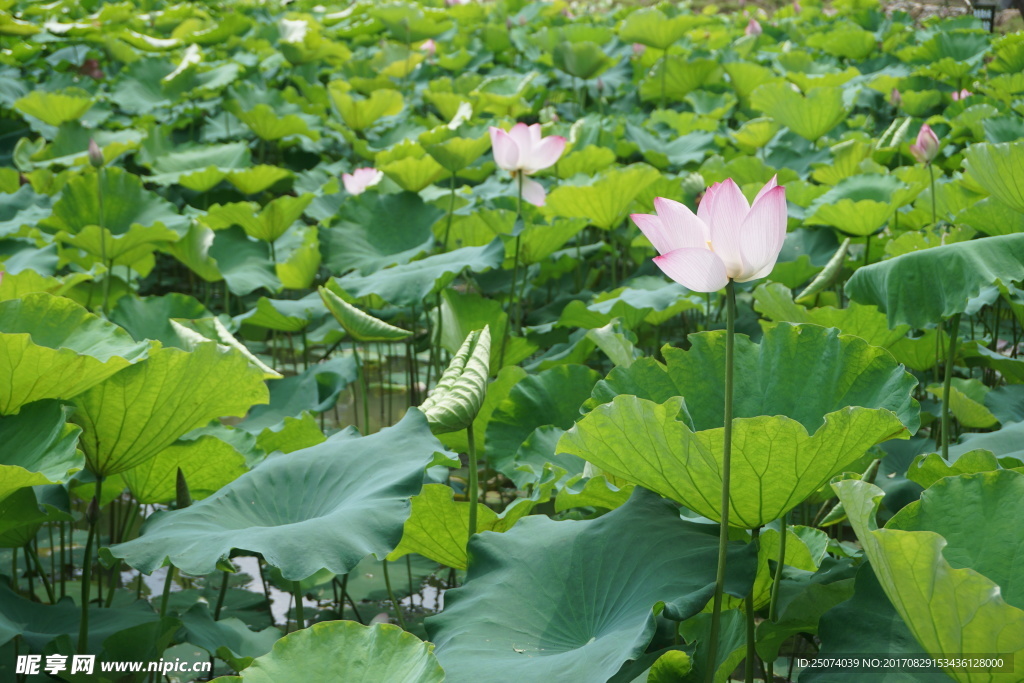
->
[[793, 0, 802, 12], [951, 89, 972, 101], [342, 167, 383, 195], [909, 124, 940, 165], [631, 177, 787, 292], [890, 89, 902, 107], [745, 19, 762, 36], [421, 39, 436, 56], [632, 43, 646, 56], [88, 139, 104, 168]]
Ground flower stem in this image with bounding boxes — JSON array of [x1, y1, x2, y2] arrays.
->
[[382, 559, 407, 630], [499, 174, 524, 366], [941, 313, 961, 460], [443, 173, 456, 251], [467, 426, 479, 539], [706, 280, 736, 683], [745, 526, 760, 683], [765, 513, 787, 683], [928, 163, 937, 228], [292, 581, 305, 630], [78, 477, 102, 654]]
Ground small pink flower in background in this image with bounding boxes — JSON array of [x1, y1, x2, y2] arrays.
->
[[951, 89, 972, 101], [793, 0, 802, 12], [421, 39, 437, 56], [445, 0, 469, 5], [632, 43, 646, 56], [489, 123, 566, 206], [890, 88, 902, 107], [631, 177, 787, 292], [342, 168, 383, 195], [909, 124, 940, 165], [745, 19, 762, 36]]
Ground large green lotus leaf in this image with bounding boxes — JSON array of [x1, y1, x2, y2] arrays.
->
[[0, 581, 162, 653], [226, 103, 319, 142], [386, 484, 534, 570], [105, 410, 443, 580], [13, 89, 93, 126], [255, 411, 326, 456], [208, 227, 281, 296], [639, 57, 719, 103], [925, 378, 998, 429], [485, 363, 600, 476], [421, 129, 491, 174], [318, 191, 441, 276], [426, 488, 757, 683], [0, 293, 149, 414], [240, 356, 357, 434], [178, 603, 281, 672], [749, 83, 848, 141], [836, 476, 1024, 681], [553, 40, 614, 80], [332, 240, 504, 306], [560, 395, 905, 528], [121, 435, 248, 504], [806, 174, 912, 236], [617, 8, 700, 50], [962, 141, 1024, 214], [380, 156, 446, 193], [58, 222, 181, 264], [545, 164, 660, 230], [40, 167, 189, 237], [0, 400, 82, 503], [845, 233, 1024, 329], [215, 621, 443, 683], [753, 284, 908, 349], [276, 225, 321, 290], [72, 342, 268, 476], [907, 450, 1023, 490], [227, 166, 294, 195], [420, 326, 490, 434], [625, 124, 716, 170], [235, 296, 319, 332], [805, 26, 876, 60], [202, 195, 313, 244], [957, 197, 1024, 237], [318, 287, 410, 342], [331, 87, 404, 131], [559, 281, 703, 329], [173, 317, 281, 381], [802, 565, 952, 683], [648, 324, 919, 433]]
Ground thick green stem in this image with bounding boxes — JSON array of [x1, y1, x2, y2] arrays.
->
[[765, 513, 787, 682], [26, 541, 55, 604], [382, 560, 407, 630], [745, 527, 761, 683], [214, 571, 229, 620], [499, 174, 525, 366], [443, 173, 456, 251], [928, 163, 937, 228], [292, 581, 305, 631], [353, 340, 370, 432], [941, 313, 962, 460], [706, 281, 736, 683], [467, 427, 479, 538], [78, 477, 103, 654]]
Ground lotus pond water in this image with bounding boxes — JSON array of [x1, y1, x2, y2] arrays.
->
[[1, 0, 1024, 681]]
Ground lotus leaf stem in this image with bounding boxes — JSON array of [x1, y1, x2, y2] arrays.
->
[[766, 513, 787, 683], [467, 426, 480, 538], [382, 560, 407, 630], [78, 477, 103, 654], [292, 580, 305, 630], [941, 313, 962, 460]]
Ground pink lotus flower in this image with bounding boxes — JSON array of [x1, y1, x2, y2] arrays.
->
[[632, 43, 646, 56], [489, 123, 566, 206], [951, 89, 972, 101], [890, 88, 902, 107], [793, 0, 802, 11], [342, 167, 383, 195], [631, 177, 787, 292], [745, 19, 762, 36], [421, 39, 437, 56], [909, 124, 939, 165]]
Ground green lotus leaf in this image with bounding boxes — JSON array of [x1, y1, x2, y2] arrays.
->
[[13, 88, 93, 126], [749, 82, 848, 141], [420, 326, 490, 434], [332, 240, 504, 306], [625, 124, 715, 170], [217, 621, 443, 683], [803, 565, 952, 683], [560, 395, 905, 528], [421, 129, 492, 174], [545, 164, 660, 230], [72, 342, 269, 476], [143, 142, 251, 188], [553, 40, 613, 80], [0, 486, 68, 548], [226, 103, 319, 142], [753, 283, 908, 349], [835, 475, 1024, 681], [550, 145, 617, 179], [255, 411, 325, 456], [179, 603, 282, 672], [950, 421, 1024, 461], [559, 281, 703, 329], [806, 174, 913, 235], [276, 226, 321, 290], [804, 27, 876, 60], [317, 191, 441, 276], [121, 435, 248, 504], [386, 483, 534, 569], [104, 410, 442, 580], [235, 296, 319, 332], [240, 356, 357, 434], [172, 317, 281, 380], [957, 197, 1024, 237], [925, 378, 998, 429], [962, 141, 1024, 215], [638, 56, 719, 103], [0, 400, 82, 503], [485, 363, 600, 476], [330, 86, 404, 131], [202, 195, 313, 244], [40, 167, 190, 240], [0, 292, 149, 414], [58, 223, 181, 264], [907, 449, 1023, 490], [617, 8, 701, 50], [426, 488, 757, 683], [845, 233, 1024, 329], [226, 166, 294, 195], [318, 287, 410, 342], [379, 154, 446, 193]]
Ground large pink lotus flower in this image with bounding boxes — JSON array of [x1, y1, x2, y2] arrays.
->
[[489, 123, 566, 206], [909, 124, 939, 165], [631, 177, 787, 292], [342, 167, 383, 195]]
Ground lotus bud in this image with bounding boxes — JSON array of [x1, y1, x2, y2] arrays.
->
[[745, 19, 762, 36], [88, 138, 104, 168], [176, 467, 193, 509], [342, 167, 383, 195], [909, 124, 940, 165], [951, 89, 972, 101], [632, 43, 646, 56], [890, 88, 902, 107], [421, 39, 436, 56], [793, 0, 802, 11]]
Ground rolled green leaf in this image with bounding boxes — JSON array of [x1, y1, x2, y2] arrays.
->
[[318, 286, 411, 342], [420, 326, 490, 434]]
